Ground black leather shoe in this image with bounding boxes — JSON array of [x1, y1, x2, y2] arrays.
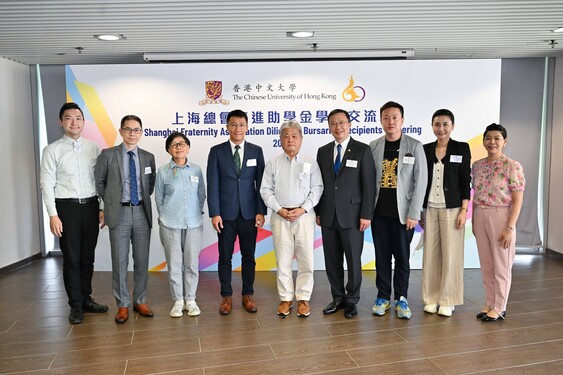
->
[[481, 311, 506, 322], [476, 312, 487, 319], [323, 301, 345, 315], [344, 303, 358, 318], [69, 307, 84, 324], [83, 299, 109, 313]]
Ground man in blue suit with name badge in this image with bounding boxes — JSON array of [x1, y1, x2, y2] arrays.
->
[[207, 109, 267, 315]]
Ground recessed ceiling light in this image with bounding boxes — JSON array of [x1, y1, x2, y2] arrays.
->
[[286, 31, 314, 38], [552, 27, 563, 33], [94, 34, 126, 41]]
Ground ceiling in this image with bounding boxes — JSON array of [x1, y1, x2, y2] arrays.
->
[[1, 0, 563, 65]]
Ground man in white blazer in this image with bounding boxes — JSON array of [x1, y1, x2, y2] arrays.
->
[[370, 101, 427, 320]]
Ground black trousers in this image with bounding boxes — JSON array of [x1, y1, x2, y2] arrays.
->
[[372, 215, 414, 301], [217, 214, 257, 297], [56, 199, 99, 309], [321, 218, 364, 304]]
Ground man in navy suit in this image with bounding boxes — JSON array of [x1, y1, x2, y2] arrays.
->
[[316, 109, 376, 318], [207, 109, 267, 315]]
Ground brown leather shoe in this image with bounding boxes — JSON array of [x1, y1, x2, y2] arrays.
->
[[297, 300, 310, 317], [115, 307, 129, 324], [133, 303, 154, 317], [277, 301, 293, 316], [219, 296, 232, 315], [242, 294, 257, 313]]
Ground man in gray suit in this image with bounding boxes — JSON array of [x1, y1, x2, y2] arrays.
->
[[316, 109, 376, 319], [95, 115, 156, 324], [370, 101, 427, 320]]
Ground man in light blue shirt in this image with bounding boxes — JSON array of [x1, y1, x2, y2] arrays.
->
[[261, 121, 323, 317]]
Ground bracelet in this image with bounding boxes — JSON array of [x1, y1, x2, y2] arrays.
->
[[507, 225, 515, 231], [460, 207, 468, 211]]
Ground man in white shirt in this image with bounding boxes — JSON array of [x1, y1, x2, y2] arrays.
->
[[260, 121, 323, 317], [40, 102, 108, 324]]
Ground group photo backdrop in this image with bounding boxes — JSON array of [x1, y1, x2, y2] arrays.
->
[[63, 59, 502, 271]]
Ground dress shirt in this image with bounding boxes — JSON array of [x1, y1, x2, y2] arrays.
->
[[40, 135, 100, 217], [155, 159, 206, 229], [428, 160, 446, 208], [261, 152, 323, 214], [333, 136, 351, 163], [472, 155, 525, 207], [120, 144, 141, 203], [229, 140, 245, 165]]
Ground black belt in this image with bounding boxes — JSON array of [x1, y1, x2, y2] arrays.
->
[[282, 207, 299, 211], [56, 196, 98, 204], [121, 200, 143, 207]]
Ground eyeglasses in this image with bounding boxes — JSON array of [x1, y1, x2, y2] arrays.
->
[[121, 127, 142, 134], [170, 141, 188, 149], [329, 121, 349, 128]]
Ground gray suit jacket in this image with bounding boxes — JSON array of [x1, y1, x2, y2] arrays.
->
[[370, 134, 428, 224], [95, 144, 156, 229]]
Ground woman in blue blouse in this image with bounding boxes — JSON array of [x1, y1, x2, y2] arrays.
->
[[155, 132, 206, 318], [421, 109, 471, 317]]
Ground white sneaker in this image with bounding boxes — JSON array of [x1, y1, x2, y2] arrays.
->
[[170, 300, 184, 318], [438, 305, 455, 317], [185, 300, 201, 316], [424, 304, 438, 314]]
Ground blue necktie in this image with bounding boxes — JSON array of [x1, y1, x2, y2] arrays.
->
[[128, 151, 139, 205], [334, 144, 342, 174]]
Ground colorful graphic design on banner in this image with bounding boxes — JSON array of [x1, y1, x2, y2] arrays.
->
[[66, 60, 501, 271]]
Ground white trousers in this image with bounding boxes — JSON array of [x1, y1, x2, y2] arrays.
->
[[159, 224, 203, 301], [270, 210, 316, 301]]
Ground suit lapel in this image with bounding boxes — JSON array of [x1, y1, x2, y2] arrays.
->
[[224, 141, 238, 175], [137, 148, 146, 194], [115, 145, 124, 186]]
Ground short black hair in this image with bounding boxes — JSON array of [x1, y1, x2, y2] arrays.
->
[[59, 102, 84, 120], [120, 114, 143, 129], [380, 101, 404, 118], [227, 109, 248, 123], [432, 109, 455, 124], [483, 123, 507, 139], [327, 109, 350, 123], [165, 132, 190, 152]]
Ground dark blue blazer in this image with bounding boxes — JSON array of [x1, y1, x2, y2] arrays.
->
[[206, 141, 267, 221], [315, 137, 376, 229], [423, 139, 471, 209]]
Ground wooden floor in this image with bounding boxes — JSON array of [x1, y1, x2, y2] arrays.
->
[[1, 254, 563, 374]]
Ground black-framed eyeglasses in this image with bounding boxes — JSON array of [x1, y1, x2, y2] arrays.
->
[[122, 127, 142, 134], [170, 141, 188, 149]]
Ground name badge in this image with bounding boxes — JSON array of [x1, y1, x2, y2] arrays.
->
[[403, 156, 415, 165], [346, 159, 358, 168], [246, 159, 257, 167], [302, 162, 311, 174], [450, 155, 463, 163], [190, 175, 199, 183], [144, 166, 152, 174]]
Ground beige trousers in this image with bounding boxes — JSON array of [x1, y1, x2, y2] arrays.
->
[[422, 207, 465, 306], [270, 210, 316, 301]]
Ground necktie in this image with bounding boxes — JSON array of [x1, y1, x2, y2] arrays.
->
[[128, 151, 139, 205], [234, 145, 241, 175], [334, 143, 342, 174]]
